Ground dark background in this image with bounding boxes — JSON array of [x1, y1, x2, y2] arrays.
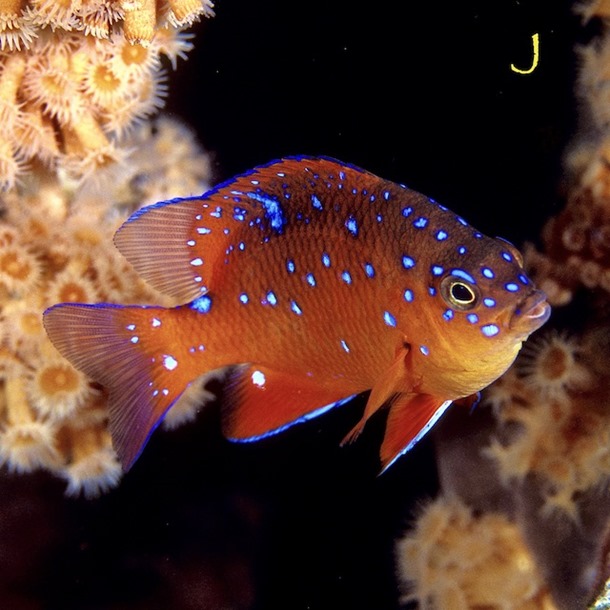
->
[[3, 1, 581, 609]]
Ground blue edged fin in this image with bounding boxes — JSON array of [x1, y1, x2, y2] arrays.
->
[[222, 364, 356, 441], [380, 394, 453, 473], [43, 303, 193, 470]]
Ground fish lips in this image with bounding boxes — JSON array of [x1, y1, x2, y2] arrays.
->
[[509, 289, 551, 334]]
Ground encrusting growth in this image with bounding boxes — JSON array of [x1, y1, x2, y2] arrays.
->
[[0, 0, 213, 191], [0, 116, 212, 495], [396, 496, 554, 609], [0, 0, 214, 495], [396, 2, 610, 606]]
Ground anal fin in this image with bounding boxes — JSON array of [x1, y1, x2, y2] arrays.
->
[[380, 393, 453, 472], [222, 365, 356, 441]]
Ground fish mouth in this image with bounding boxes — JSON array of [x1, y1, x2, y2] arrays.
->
[[509, 289, 551, 335]]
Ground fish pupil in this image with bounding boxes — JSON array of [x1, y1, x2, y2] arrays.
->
[[440, 276, 479, 310], [451, 282, 475, 304]]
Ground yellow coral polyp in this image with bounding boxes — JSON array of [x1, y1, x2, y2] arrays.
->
[[517, 331, 591, 401], [0, 243, 41, 293], [24, 62, 85, 125], [167, 0, 204, 24], [121, 39, 149, 66], [38, 363, 81, 396], [27, 0, 77, 30], [95, 64, 121, 90], [62, 425, 121, 498], [30, 359, 92, 420], [396, 497, 554, 609], [84, 62, 126, 105], [121, 0, 155, 45], [46, 267, 100, 304]]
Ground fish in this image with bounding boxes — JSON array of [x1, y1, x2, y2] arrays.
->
[[43, 156, 551, 472]]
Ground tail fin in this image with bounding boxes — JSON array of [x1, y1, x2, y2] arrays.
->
[[43, 303, 194, 470]]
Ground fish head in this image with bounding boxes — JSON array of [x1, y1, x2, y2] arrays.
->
[[410, 235, 551, 397]]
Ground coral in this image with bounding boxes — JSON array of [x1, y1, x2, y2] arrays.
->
[[395, 496, 554, 609], [0, 115, 212, 495], [399, 3, 610, 607], [482, 328, 609, 521], [0, 0, 213, 191]]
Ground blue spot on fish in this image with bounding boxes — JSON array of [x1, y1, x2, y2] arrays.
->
[[482, 267, 495, 279], [311, 194, 323, 210], [443, 309, 454, 321], [432, 265, 444, 276], [341, 271, 352, 284], [402, 207, 412, 217], [505, 282, 519, 292], [340, 339, 350, 353], [322, 253, 331, 268], [450, 269, 476, 284], [286, 259, 296, 273], [364, 263, 375, 278], [383, 311, 397, 327], [191, 295, 212, 314], [435, 230, 448, 241], [483, 297, 496, 307], [266, 291, 278, 306], [306, 273, 316, 287], [402, 255, 415, 269], [239, 293, 249, 304], [481, 324, 500, 337], [163, 355, 178, 371], [413, 217, 428, 229], [247, 191, 286, 233], [233, 207, 247, 221], [420, 345, 430, 356], [345, 216, 359, 237], [467, 313, 479, 324], [290, 300, 303, 315], [502, 251, 513, 262], [404, 289, 414, 302]]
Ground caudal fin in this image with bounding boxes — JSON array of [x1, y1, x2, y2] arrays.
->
[[43, 303, 193, 470]]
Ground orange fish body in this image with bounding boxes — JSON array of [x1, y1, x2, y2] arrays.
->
[[43, 157, 550, 471]]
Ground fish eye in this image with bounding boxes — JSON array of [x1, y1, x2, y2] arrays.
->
[[440, 276, 480, 310]]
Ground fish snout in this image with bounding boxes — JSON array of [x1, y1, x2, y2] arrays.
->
[[509, 289, 551, 334]]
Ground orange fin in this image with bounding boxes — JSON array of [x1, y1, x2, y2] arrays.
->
[[341, 343, 410, 446], [114, 197, 235, 303], [222, 365, 357, 441], [114, 157, 373, 303], [380, 394, 453, 473], [43, 303, 193, 470]]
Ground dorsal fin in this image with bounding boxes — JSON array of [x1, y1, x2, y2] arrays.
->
[[113, 156, 372, 303]]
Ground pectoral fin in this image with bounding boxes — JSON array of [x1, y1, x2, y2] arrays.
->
[[341, 343, 410, 446], [222, 365, 357, 441], [380, 393, 453, 472]]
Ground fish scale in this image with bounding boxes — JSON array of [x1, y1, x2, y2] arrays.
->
[[43, 156, 550, 471]]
